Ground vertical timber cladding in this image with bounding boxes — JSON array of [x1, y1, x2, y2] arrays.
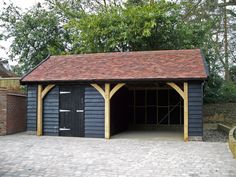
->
[[84, 86, 105, 138], [188, 82, 203, 138]]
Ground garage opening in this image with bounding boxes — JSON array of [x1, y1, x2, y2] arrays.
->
[[110, 83, 184, 140]]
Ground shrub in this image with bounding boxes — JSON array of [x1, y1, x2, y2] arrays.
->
[[204, 74, 223, 103], [221, 81, 236, 103], [204, 74, 236, 103]]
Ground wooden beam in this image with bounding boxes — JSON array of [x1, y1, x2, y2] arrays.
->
[[104, 83, 110, 139], [109, 83, 125, 99], [37, 85, 43, 136], [91, 83, 125, 139], [167, 82, 188, 142], [42, 84, 55, 98], [37, 84, 55, 136], [91, 84, 105, 99], [167, 83, 184, 99], [183, 82, 189, 142]]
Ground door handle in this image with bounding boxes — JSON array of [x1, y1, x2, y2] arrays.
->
[[59, 127, 71, 131], [76, 110, 84, 113], [60, 91, 71, 94], [60, 109, 70, 112]]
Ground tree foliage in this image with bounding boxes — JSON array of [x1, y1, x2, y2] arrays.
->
[[0, 0, 235, 103], [0, 3, 68, 73], [230, 65, 236, 82], [0, 0, 214, 73]]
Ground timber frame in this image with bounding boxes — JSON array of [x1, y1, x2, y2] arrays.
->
[[167, 82, 188, 142], [36, 82, 188, 141], [92, 82, 188, 141], [91, 83, 125, 139], [37, 84, 55, 136]]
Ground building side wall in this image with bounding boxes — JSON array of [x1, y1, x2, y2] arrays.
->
[[6, 93, 27, 134], [26, 82, 204, 139], [188, 82, 203, 139], [27, 85, 37, 131]]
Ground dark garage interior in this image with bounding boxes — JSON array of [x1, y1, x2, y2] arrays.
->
[[110, 83, 184, 137]]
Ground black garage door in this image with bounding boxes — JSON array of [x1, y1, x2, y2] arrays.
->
[[59, 85, 85, 137]]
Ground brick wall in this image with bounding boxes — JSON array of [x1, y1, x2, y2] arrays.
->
[[203, 103, 236, 125], [0, 89, 27, 135], [6, 93, 27, 134]]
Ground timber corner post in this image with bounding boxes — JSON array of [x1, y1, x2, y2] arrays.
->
[[167, 82, 188, 142], [37, 84, 55, 136], [91, 83, 125, 139]]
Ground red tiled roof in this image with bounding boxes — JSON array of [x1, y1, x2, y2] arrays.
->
[[21, 49, 208, 83]]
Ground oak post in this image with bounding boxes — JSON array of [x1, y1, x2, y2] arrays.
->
[[37, 84, 55, 136], [37, 85, 43, 136], [167, 82, 188, 142], [183, 82, 188, 142], [104, 83, 110, 139], [91, 83, 125, 139]]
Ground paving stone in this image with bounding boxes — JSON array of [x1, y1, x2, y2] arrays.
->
[[0, 133, 235, 177]]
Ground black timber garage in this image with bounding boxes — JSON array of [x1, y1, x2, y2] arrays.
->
[[21, 49, 208, 141]]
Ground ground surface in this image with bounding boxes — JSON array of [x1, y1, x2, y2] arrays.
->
[[203, 129, 228, 142], [0, 133, 236, 177], [112, 129, 183, 141]]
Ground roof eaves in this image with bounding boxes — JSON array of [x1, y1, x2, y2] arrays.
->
[[20, 77, 207, 85]]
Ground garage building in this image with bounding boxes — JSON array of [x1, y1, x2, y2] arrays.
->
[[21, 49, 208, 141]]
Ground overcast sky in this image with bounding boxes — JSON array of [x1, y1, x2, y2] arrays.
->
[[0, 0, 45, 66]]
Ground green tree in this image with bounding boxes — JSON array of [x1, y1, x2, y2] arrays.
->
[[63, 1, 211, 53], [204, 73, 224, 103], [230, 65, 236, 82], [0, 3, 69, 74], [0, 0, 234, 90]]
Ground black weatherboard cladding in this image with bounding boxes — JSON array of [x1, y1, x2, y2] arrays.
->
[[43, 86, 59, 135], [84, 86, 105, 138], [27, 85, 59, 134], [26, 83, 203, 138], [188, 82, 203, 136], [27, 85, 37, 131], [27, 85, 105, 137]]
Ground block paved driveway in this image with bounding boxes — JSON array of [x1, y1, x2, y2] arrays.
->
[[0, 133, 235, 177]]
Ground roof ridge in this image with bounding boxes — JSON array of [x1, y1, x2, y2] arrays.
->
[[50, 49, 201, 58]]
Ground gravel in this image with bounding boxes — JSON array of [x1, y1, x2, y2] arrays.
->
[[203, 129, 228, 142]]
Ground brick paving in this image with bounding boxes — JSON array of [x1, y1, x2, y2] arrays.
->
[[0, 133, 235, 177]]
